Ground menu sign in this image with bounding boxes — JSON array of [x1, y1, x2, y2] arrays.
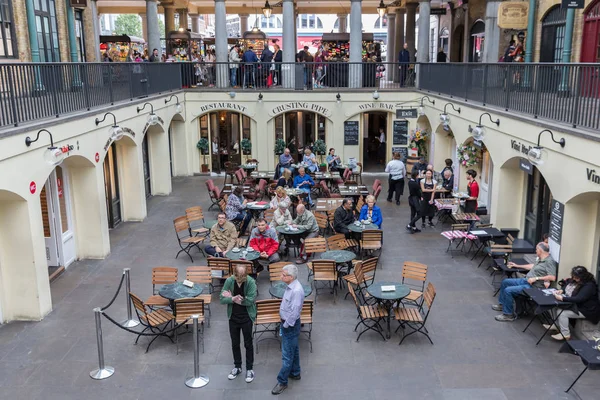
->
[[519, 158, 533, 175], [344, 121, 359, 145], [393, 120, 409, 145], [391, 147, 408, 162], [548, 199, 564, 262]]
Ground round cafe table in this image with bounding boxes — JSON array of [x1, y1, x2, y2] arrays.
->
[[320, 249, 356, 279], [204, 219, 217, 230], [275, 225, 307, 259], [225, 248, 260, 261], [269, 281, 313, 299], [159, 282, 203, 315], [366, 281, 410, 339], [347, 222, 379, 233], [246, 202, 271, 228]]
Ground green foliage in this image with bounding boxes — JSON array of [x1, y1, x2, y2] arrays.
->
[[274, 138, 286, 155], [196, 137, 209, 154], [241, 138, 252, 153], [313, 139, 327, 155], [114, 14, 142, 38], [158, 19, 165, 38]]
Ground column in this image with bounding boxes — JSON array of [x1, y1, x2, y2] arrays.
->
[[140, 13, 148, 42], [24, 0, 41, 62], [239, 14, 249, 34], [90, 0, 101, 62], [190, 14, 199, 33], [405, 2, 417, 62], [394, 8, 405, 83], [482, 1, 500, 63], [558, 9, 576, 92], [178, 9, 189, 30], [349, 0, 363, 88], [417, 0, 430, 63], [65, 0, 79, 61], [337, 13, 347, 33], [282, 0, 295, 89], [146, 0, 161, 58], [214, 0, 229, 88], [462, 4, 469, 62], [163, 5, 175, 34], [387, 12, 396, 82], [524, 0, 536, 63]]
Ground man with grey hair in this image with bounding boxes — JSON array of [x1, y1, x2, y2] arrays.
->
[[493, 242, 558, 322], [289, 204, 319, 263], [272, 264, 304, 395]]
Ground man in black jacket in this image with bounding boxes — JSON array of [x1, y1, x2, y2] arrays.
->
[[333, 199, 355, 237], [398, 43, 411, 87]]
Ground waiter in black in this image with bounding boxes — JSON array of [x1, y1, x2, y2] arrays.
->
[[406, 169, 422, 233]]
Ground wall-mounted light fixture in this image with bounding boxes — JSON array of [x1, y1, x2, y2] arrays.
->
[[25, 129, 64, 166], [229, 91, 236, 98], [262, 1, 273, 18], [136, 102, 159, 125], [336, 93, 341, 104], [95, 112, 124, 142], [164, 94, 183, 114], [377, 0, 388, 17], [419, 95, 435, 116], [468, 112, 500, 141], [440, 102, 461, 128], [372, 90, 380, 100], [258, 93, 263, 103], [527, 129, 566, 166]]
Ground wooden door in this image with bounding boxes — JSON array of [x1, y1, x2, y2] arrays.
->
[[582, 1, 600, 98]]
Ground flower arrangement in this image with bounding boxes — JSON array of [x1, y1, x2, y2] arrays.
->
[[457, 143, 482, 167], [409, 129, 430, 158]]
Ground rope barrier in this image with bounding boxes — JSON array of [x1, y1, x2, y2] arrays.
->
[[100, 271, 126, 311], [102, 311, 188, 336]]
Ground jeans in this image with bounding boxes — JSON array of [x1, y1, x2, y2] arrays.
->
[[557, 310, 585, 336], [277, 321, 301, 385], [233, 211, 252, 234], [498, 278, 531, 315], [387, 178, 404, 202], [299, 187, 313, 205], [205, 245, 223, 257], [229, 319, 254, 370], [230, 68, 238, 86], [244, 65, 255, 87]]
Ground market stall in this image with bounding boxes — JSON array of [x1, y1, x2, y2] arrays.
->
[[320, 33, 379, 88], [99, 35, 145, 62], [165, 30, 204, 60]]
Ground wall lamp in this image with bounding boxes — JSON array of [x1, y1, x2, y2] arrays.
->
[[95, 112, 124, 142], [258, 93, 263, 103], [262, 1, 273, 18], [164, 95, 183, 114], [25, 129, 64, 166], [137, 102, 159, 125], [372, 90, 380, 100], [419, 95, 435, 116], [336, 93, 341, 104], [468, 112, 500, 141], [527, 129, 566, 166], [440, 102, 461, 127]]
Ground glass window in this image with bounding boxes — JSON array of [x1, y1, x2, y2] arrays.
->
[[0, 0, 16, 58], [242, 115, 251, 140], [34, 0, 60, 62], [55, 166, 70, 234], [75, 10, 85, 61], [275, 115, 284, 141]]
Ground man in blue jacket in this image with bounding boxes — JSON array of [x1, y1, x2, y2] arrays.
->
[[293, 167, 315, 207], [398, 43, 411, 87], [242, 46, 258, 88]]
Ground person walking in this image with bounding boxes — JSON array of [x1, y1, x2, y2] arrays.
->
[[220, 263, 257, 383], [385, 152, 406, 205], [406, 169, 422, 233], [272, 264, 304, 395]]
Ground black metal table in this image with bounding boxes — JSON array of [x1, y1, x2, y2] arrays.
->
[[366, 281, 410, 339], [469, 228, 506, 259], [269, 281, 313, 299], [511, 238, 536, 254], [225, 248, 260, 261], [321, 249, 357, 284], [275, 225, 307, 259], [159, 282, 203, 314], [492, 257, 529, 295], [560, 340, 600, 393], [522, 287, 570, 345]]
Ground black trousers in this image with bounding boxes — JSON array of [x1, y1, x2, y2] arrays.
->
[[408, 197, 421, 228], [387, 177, 404, 202], [229, 319, 254, 370]]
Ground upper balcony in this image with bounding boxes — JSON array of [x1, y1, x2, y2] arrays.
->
[[0, 62, 598, 133]]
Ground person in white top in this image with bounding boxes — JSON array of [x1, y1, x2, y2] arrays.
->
[[385, 152, 406, 205], [229, 44, 241, 87], [377, 127, 386, 164]]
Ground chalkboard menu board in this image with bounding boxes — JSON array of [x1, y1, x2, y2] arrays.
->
[[548, 199, 564, 262], [391, 147, 408, 162], [344, 121, 359, 145], [393, 120, 409, 145]]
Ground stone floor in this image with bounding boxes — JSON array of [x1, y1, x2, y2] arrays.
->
[[0, 175, 597, 400]]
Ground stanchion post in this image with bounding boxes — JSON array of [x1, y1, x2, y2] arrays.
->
[[185, 315, 209, 388], [121, 268, 139, 328], [90, 307, 115, 380]]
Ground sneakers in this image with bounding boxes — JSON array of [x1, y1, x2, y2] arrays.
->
[[412, 228, 421, 233], [289, 374, 301, 380], [543, 323, 559, 332], [245, 370, 255, 383], [551, 333, 569, 341], [491, 304, 503, 311], [495, 314, 516, 322], [228, 368, 242, 380], [272, 383, 287, 395]]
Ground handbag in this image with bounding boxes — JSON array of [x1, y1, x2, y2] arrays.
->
[[267, 73, 273, 88]]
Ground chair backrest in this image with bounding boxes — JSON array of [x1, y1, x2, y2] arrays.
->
[[231, 260, 254, 276], [361, 256, 378, 282], [352, 260, 365, 285], [301, 300, 314, 324], [320, 181, 331, 197], [361, 229, 383, 243], [219, 196, 228, 212], [263, 208, 274, 223], [206, 179, 215, 191], [234, 169, 244, 183], [212, 186, 222, 199], [207, 257, 232, 277], [129, 292, 149, 322], [347, 284, 361, 309], [401, 261, 428, 291], [255, 299, 283, 325], [174, 298, 205, 323], [507, 233, 515, 244], [491, 244, 513, 253], [258, 179, 267, 192], [422, 282, 437, 316], [174, 216, 192, 235], [327, 234, 348, 250], [312, 259, 337, 281], [186, 266, 212, 286], [304, 237, 327, 254], [186, 206, 205, 226], [355, 197, 364, 213], [152, 266, 179, 286], [373, 179, 382, 192], [373, 186, 382, 201], [314, 212, 329, 233], [477, 223, 493, 228], [451, 224, 470, 231], [269, 262, 288, 282], [356, 162, 363, 174]]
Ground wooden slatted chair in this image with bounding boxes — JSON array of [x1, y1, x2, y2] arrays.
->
[[440, 224, 476, 258], [300, 300, 314, 352], [360, 229, 383, 260], [254, 299, 283, 353], [129, 292, 175, 352], [314, 211, 331, 236], [263, 208, 275, 224], [174, 298, 205, 354], [207, 257, 232, 289], [312, 260, 337, 303], [348, 284, 387, 342], [304, 237, 328, 278], [206, 180, 220, 210], [186, 206, 210, 237], [269, 262, 288, 285], [144, 267, 178, 309], [359, 256, 378, 287], [351, 162, 363, 185], [400, 261, 428, 308], [478, 244, 513, 269], [327, 234, 350, 250], [343, 259, 366, 300], [394, 283, 437, 345], [174, 216, 205, 262], [355, 197, 365, 217], [185, 266, 213, 323]]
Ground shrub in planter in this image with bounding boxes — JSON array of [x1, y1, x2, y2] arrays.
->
[[274, 138, 286, 155], [241, 138, 252, 155]]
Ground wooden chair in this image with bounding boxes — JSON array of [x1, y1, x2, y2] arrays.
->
[[300, 300, 314, 352], [269, 262, 288, 285], [359, 256, 378, 286], [343, 259, 367, 300], [174, 298, 205, 354], [206, 181, 220, 210], [327, 234, 350, 250], [185, 266, 213, 323], [355, 197, 365, 217], [351, 162, 363, 185], [145, 267, 178, 309], [373, 186, 382, 201], [360, 229, 383, 260], [394, 283, 436, 345], [440, 224, 476, 258], [478, 244, 513, 268], [254, 299, 283, 353], [312, 260, 337, 303], [348, 284, 387, 342], [319, 181, 341, 199], [207, 257, 232, 289], [304, 237, 328, 278], [186, 206, 210, 237], [174, 216, 205, 262], [400, 261, 428, 308], [224, 161, 238, 185], [314, 211, 331, 236], [129, 292, 175, 353]]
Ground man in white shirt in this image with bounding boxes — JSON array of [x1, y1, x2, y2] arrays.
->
[[385, 152, 406, 205]]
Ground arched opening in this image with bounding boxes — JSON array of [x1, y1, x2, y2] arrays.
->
[[455, 137, 493, 213], [432, 123, 457, 187], [275, 111, 327, 164], [564, 191, 600, 282], [469, 20, 485, 62], [145, 123, 172, 196], [582, 0, 600, 63], [451, 25, 464, 62], [540, 5, 567, 63]]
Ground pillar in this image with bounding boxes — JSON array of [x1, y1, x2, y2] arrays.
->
[[405, 2, 417, 62], [349, 0, 363, 88], [394, 8, 405, 83], [164, 5, 175, 34], [337, 13, 347, 33], [524, 0, 536, 63], [24, 0, 41, 62], [140, 13, 148, 43], [146, 0, 161, 57], [387, 12, 396, 81], [239, 14, 249, 34], [482, 1, 501, 63], [462, 4, 469, 62], [417, 0, 430, 63], [282, 0, 295, 89], [214, 0, 229, 88], [190, 13, 199, 33], [178, 9, 189, 30], [65, 0, 79, 62], [559, 9, 576, 92], [91, 0, 101, 62]]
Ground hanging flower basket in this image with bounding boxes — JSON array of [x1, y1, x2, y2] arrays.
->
[[457, 143, 482, 167], [409, 129, 430, 159]]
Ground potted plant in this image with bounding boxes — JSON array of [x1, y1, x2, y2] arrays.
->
[[241, 138, 252, 155], [319, 162, 327, 172], [196, 137, 209, 173], [274, 138, 286, 155]]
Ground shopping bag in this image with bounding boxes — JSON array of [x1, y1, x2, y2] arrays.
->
[[267, 73, 273, 88]]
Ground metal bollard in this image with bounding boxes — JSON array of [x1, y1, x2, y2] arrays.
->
[[185, 315, 210, 388], [121, 268, 139, 328], [90, 307, 115, 380]]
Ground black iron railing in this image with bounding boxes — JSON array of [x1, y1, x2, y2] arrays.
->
[[418, 63, 600, 131]]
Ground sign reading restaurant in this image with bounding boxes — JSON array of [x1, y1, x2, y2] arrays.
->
[[269, 102, 331, 117], [199, 102, 248, 114]]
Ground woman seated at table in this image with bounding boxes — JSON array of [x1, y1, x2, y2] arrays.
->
[[358, 195, 382, 228], [548, 266, 600, 341], [272, 202, 292, 229], [225, 186, 252, 235], [326, 148, 341, 172], [270, 187, 291, 210], [276, 169, 293, 189], [303, 148, 318, 173], [293, 167, 315, 207], [420, 170, 437, 228], [465, 169, 479, 213]]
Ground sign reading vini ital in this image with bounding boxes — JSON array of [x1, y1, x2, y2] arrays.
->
[[269, 102, 331, 117], [510, 140, 533, 155]]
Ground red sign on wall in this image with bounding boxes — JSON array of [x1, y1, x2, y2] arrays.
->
[[29, 181, 37, 195], [95, 152, 100, 163]]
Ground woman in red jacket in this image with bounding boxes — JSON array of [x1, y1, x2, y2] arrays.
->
[[465, 169, 479, 213]]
